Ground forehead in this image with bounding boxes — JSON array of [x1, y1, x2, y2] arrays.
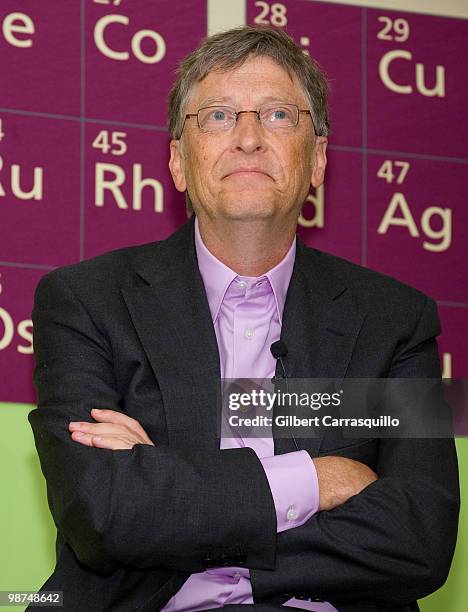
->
[[190, 55, 308, 107]]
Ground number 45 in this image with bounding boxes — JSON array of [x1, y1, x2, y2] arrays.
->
[[92, 130, 127, 156], [377, 160, 410, 184]]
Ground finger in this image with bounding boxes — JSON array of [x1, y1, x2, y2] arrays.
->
[[70, 431, 95, 447], [90, 409, 153, 442], [69, 421, 130, 436], [90, 409, 146, 435], [71, 431, 135, 450], [90, 435, 134, 450]]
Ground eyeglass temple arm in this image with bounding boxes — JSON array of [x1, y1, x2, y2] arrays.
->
[[299, 110, 318, 136]]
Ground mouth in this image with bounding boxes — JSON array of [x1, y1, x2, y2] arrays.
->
[[223, 168, 272, 180]]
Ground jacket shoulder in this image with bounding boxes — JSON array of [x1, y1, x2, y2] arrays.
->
[[36, 241, 160, 295], [303, 245, 434, 312]]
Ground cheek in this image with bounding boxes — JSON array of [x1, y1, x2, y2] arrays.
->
[[185, 145, 208, 181], [297, 142, 315, 177], [194, 144, 226, 182], [184, 145, 220, 200], [284, 145, 313, 183], [281, 135, 311, 166], [191, 140, 214, 167]]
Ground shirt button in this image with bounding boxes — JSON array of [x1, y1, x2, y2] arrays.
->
[[286, 505, 297, 521], [244, 328, 254, 339], [233, 571, 241, 580], [238, 281, 247, 289]]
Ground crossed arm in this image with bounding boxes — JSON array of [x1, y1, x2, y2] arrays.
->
[[68, 408, 378, 513]]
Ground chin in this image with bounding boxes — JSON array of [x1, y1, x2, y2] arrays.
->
[[221, 206, 276, 221], [217, 194, 277, 221]]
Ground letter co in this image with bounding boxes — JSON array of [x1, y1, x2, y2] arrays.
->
[[94, 15, 166, 64]]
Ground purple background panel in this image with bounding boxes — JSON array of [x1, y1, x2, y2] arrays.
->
[[438, 307, 468, 378], [247, 0, 362, 147], [0, 266, 41, 403], [0, 114, 80, 267], [366, 154, 466, 302], [85, 0, 206, 126], [297, 149, 361, 264], [367, 9, 468, 158], [84, 123, 186, 259], [0, 1, 80, 116]]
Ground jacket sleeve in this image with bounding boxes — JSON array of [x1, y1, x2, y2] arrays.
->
[[29, 269, 277, 575], [251, 297, 460, 607]]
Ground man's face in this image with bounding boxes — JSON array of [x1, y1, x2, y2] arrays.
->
[[169, 55, 328, 224]]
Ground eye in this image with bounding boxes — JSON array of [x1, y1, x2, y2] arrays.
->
[[198, 106, 235, 131], [262, 105, 296, 126], [212, 109, 227, 121], [273, 109, 287, 120]]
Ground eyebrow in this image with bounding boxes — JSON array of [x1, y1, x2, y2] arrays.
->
[[197, 95, 302, 108]]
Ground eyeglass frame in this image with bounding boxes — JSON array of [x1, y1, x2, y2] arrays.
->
[[179, 103, 318, 137]]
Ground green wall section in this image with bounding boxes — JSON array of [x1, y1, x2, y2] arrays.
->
[[0, 403, 465, 611], [0, 404, 56, 612]]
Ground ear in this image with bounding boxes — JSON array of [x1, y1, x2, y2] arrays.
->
[[169, 139, 187, 193], [311, 137, 328, 189]]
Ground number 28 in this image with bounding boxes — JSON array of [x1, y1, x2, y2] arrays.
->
[[254, 2, 288, 27]]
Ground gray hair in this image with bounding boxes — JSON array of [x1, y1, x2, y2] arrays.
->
[[167, 26, 331, 140]]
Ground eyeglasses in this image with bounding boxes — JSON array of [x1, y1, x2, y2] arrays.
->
[[180, 103, 317, 136]]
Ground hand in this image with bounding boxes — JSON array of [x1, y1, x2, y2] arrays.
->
[[313, 456, 378, 511], [69, 408, 155, 450]]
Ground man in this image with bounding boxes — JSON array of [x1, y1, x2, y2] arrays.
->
[[29, 27, 459, 612]]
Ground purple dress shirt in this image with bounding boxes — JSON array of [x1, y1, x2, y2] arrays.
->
[[161, 218, 338, 612]]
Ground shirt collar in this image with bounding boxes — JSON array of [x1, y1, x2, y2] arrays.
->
[[194, 216, 296, 323]]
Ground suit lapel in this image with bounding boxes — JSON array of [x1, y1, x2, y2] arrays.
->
[[274, 240, 366, 456], [122, 218, 221, 450]]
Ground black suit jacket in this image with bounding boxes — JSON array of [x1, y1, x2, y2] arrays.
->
[[28, 217, 459, 612]]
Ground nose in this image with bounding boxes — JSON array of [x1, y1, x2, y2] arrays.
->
[[231, 111, 266, 154]]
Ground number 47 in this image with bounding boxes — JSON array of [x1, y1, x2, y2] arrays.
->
[[377, 160, 410, 184]]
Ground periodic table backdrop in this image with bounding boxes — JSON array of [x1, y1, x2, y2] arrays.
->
[[0, 0, 467, 404], [0, 2, 467, 609]]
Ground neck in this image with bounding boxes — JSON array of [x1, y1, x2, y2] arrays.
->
[[196, 216, 297, 276]]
